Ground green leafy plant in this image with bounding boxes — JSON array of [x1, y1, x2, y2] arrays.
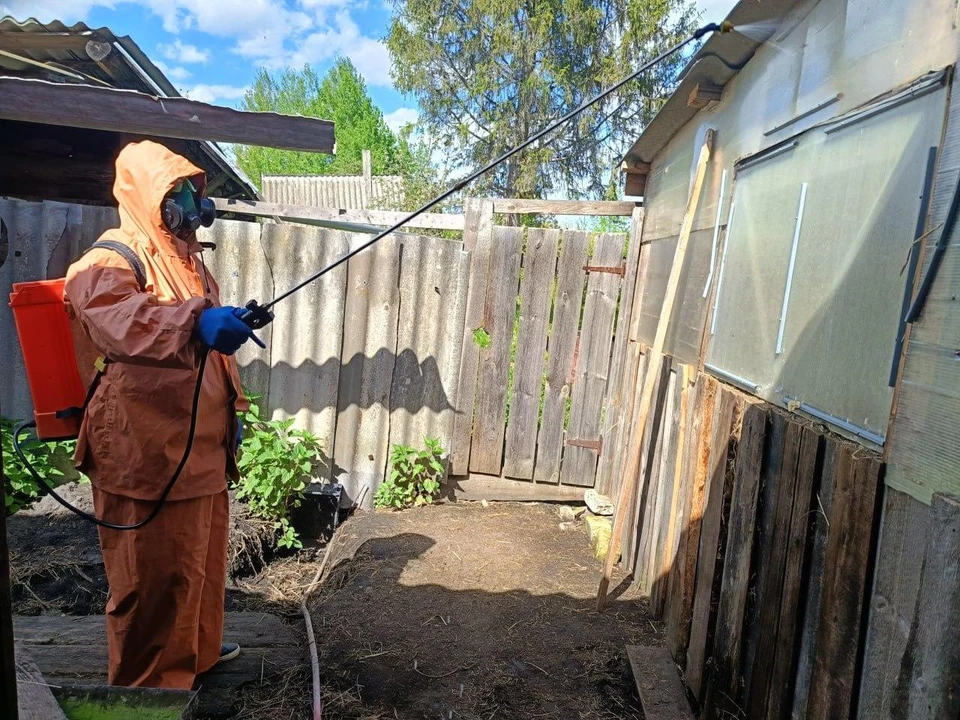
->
[[375, 437, 446, 510], [2, 418, 85, 516], [472, 327, 491, 349], [235, 401, 324, 549]]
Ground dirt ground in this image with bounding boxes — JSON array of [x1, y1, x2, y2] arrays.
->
[[8, 488, 657, 719]]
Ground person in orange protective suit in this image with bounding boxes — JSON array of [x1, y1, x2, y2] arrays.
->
[[63, 140, 263, 689]]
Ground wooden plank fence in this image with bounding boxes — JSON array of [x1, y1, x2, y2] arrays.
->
[[603, 356, 911, 719], [450, 204, 638, 493]]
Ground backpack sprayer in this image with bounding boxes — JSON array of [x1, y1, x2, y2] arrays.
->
[[8, 21, 733, 529]]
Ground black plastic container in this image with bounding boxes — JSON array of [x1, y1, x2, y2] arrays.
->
[[291, 482, 343, 543]]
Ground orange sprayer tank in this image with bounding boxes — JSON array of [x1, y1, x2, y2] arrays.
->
[[8, 279, 85, 440]]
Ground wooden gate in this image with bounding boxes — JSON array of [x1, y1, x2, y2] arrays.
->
[[449, 199, 644, 500]]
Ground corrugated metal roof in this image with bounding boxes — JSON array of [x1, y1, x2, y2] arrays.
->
[[0, 15, 259, 200], [262, 175, 405, 210], [622, 0, 806, 167]]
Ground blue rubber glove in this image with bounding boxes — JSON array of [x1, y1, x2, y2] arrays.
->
[[195, 306, 266, 355]]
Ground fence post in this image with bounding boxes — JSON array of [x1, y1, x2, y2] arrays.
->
[[1, 395, 19, 720], [449, 198, 493, 476]]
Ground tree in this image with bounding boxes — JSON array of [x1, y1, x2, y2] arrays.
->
[[385, 0, 698, 200], [234, 58, 404, 186]]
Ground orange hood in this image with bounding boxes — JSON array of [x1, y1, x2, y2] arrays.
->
[[113, 140, 207, 257]]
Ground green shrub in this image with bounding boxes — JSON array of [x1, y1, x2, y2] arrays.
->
[[2, 418, 86, 516], [375, 437, 446, 510], [235, 401, 324, 549]]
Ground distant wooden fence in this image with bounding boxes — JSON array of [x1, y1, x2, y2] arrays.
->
[[448, 199, 644, 499]]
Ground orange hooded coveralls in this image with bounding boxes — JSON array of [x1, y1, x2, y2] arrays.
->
[[63, 141, 248, 689]]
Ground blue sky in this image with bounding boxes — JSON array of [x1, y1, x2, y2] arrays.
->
[[1, 0, 736, 134]]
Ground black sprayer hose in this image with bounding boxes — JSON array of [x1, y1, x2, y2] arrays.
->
[[261, 24, 724, 312], [12, 350, 209, 530]]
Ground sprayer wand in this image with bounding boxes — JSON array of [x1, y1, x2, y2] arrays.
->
[[239, 21, 733, 330]]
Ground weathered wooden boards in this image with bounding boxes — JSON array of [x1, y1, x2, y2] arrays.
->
[[15, 644, 67, 720], [451, 219, 633, 489], [627, 645, 695, 720], [620, 367, 892, 720], [14, 613, 302, 719]]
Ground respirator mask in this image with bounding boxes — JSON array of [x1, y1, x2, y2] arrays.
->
[[162, 178, 216, 238]]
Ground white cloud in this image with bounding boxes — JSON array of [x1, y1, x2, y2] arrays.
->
[[181, 83, 248, 104], [290, 10, 394, 87], [153, 59, 192, 81], [158, 39, 210, 64], [0, 0, 112, 22], [384, 107, 418, 133]]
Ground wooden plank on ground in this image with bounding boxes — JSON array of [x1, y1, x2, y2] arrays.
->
[[262, 224, 348, 463], [596, 208, 645, 496], [857, 488, 929, 720], [705, 402, 768, 714], [765, 425, 821, 720], [451, 198, 494, 475], [534, 231, 589, 484], [744, 417, 805, 719], [792, 438, 839, 719], [0, 76, 335, 152], [503, 228, 560, 479], [685, 388, 738, 699], [15, 613, 302, 719], [905, 493, 960, 720], [469, 226, 523, 476], [648, 369, 681, 611], [665, 376, 718, 664], [444, 474, 585, 502], [333, 235, 401, 505], [599, 130, 714, 609], [807, 449, 882, 720], [627, 645, 695, 720], [561, 232, 625, 487], [492, 198, 637, 216], [15, 644, 67, 720]]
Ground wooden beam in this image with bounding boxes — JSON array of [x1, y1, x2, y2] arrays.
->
[[0, 31, 92, 53], [214, 198, 465, 231], [0, 77, 335, 153], [687, 82, 723, 109], [624, 171, 648, 197], [627, 645, 696, 720], [444, 474, 585, 503], [491, 198, 637, 216], [15, 645, 67, 720], [597, 129, 714, 609]]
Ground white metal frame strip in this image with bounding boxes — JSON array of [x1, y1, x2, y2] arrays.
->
[[702, 168, 728, 298], [776, 182, 808, 356]]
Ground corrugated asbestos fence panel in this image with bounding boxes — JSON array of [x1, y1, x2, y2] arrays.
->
[[199, 220, 274, 404], [469, 226, 523, 476], [534, 231, 589, 485], [502, 228, 558, 479], [331, 235, 401, 504], [0, 199, 116, 421], [561, 233, 624, 487], [262, 174, 405, 210], [388, 235, 471, 465], [261, 223, 349, 468]]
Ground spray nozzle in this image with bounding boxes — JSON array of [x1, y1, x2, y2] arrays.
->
[[694, 21, 735, 39]]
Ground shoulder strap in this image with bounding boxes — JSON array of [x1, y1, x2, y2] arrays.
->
[[88, 241, 147, 291]]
